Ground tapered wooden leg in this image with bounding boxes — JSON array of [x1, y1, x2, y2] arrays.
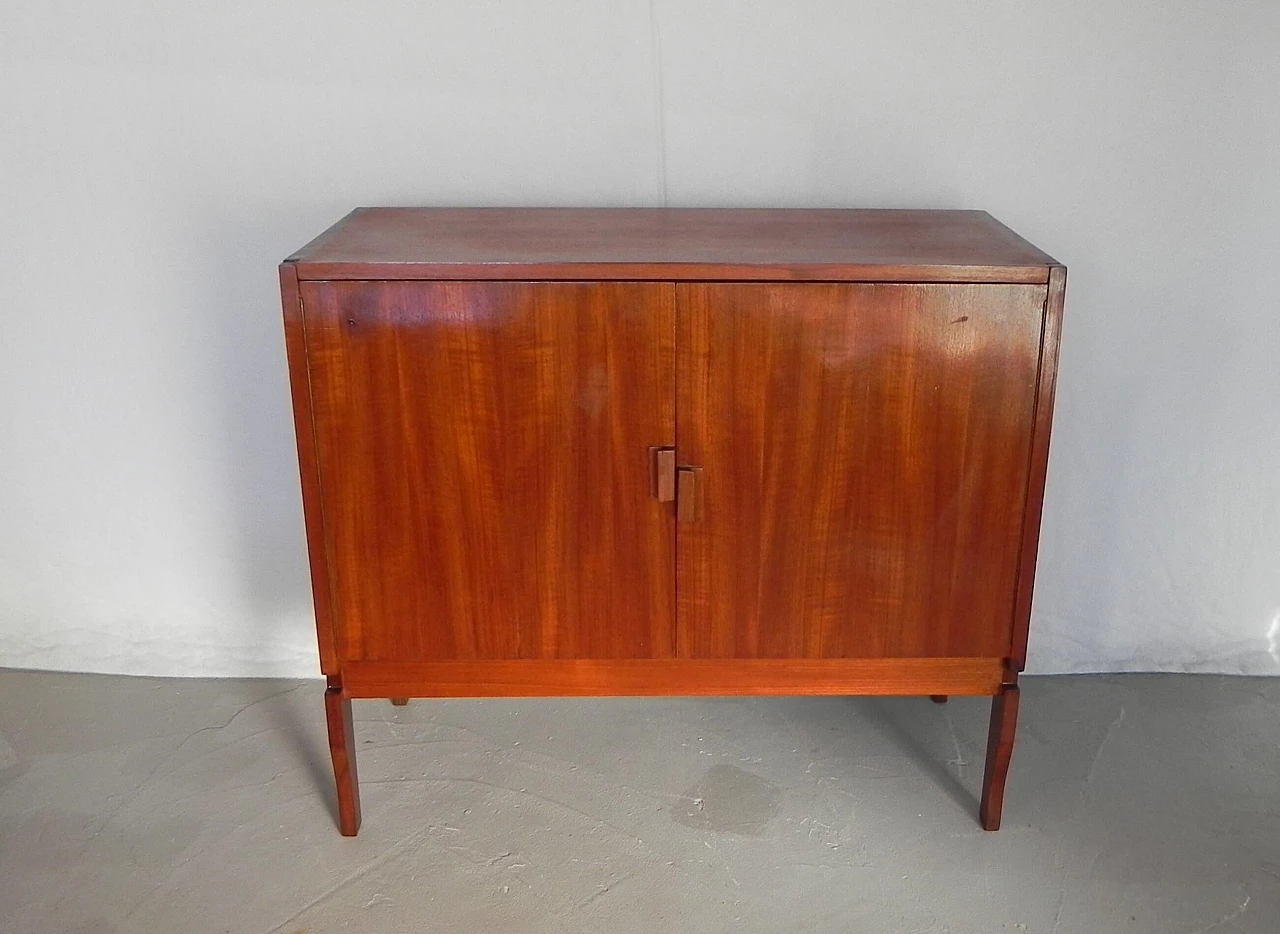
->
[[929, 695, 948, 704], [979, 682, 1020, 831], [390, 697, 410, 706], [324, 682, 361, 836]]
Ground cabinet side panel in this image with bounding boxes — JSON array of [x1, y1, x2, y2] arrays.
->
[[1010, 266, 1067, 669], [678, 283, 1043, 659], [280, 263, 338, 674], [301, 280, 676, 662]]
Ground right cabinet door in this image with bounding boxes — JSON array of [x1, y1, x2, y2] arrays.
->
[[676, 282, 1046, 659]]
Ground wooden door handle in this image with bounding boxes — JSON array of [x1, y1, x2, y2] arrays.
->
[[677, 466, 703, 522], [650, 446, 676, 501]]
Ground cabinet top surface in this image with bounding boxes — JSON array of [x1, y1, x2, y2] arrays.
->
[[285, 208, 1059, 283]]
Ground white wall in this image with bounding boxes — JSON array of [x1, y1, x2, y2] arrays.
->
[[2, 1, 1278, 678]]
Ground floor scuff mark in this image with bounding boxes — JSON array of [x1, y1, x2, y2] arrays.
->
[[939, 707, 968, 777], [1186, 893, 1249, 934], [1085, 707, 1125, 783]]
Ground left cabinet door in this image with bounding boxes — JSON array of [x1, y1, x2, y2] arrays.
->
[[299, 280, 676, 662]]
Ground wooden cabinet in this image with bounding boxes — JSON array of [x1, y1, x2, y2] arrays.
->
[[301, 280, 676, 662], [280, 208, 1066, 835]]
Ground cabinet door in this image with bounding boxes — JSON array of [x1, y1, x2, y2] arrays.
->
[[676, 283, 1044, 659], [301, 281, 675, 661]]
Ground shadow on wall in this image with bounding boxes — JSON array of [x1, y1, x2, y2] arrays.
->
[[200, 214, 317, 659], [196, 211, 338, 810]]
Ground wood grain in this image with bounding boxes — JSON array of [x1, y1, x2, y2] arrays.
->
[[979, 681, 1021, 831], [676, 282, 1045, 659], [339, 657, 1004, 698], [1010, 266, 1067, 669], [301, 280, 676, 662], [280, 263, 339, 674], [324, 681, 361, 836], [287, 208, 1056, 283]]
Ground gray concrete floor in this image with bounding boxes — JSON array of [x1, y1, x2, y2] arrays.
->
[[0, 671, 1276, 933]]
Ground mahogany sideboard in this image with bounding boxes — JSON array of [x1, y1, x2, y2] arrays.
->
[[279, 208, 1065, 835]]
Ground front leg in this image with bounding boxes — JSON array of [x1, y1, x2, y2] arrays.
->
[[324, 677, 362, 836], [978, 680, 1020, 830]]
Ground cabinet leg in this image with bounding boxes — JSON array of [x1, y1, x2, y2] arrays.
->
[[390, 697, 409, 706], [324, 682, 362, 836], [929, 695, 948, 704], [979, 682, 1020, 831]]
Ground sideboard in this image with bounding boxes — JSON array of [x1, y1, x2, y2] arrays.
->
[[279, 208, 1065, 835]]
